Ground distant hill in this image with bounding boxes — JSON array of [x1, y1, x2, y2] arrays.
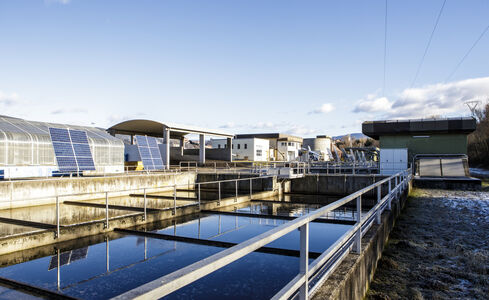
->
[[332, 133, 367, 140]]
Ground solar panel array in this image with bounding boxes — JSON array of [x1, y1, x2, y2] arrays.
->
[[49, 128, 96, 173], [135, 135, 164, 170], [48, 247, 89, 270]]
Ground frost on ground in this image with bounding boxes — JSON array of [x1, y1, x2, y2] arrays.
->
[[367, 188, 489, 300]]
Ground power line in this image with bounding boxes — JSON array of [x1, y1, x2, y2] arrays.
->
[[410, 0, 447, 88], [382, 0, 388, 96], [445, 23, 489, 82]]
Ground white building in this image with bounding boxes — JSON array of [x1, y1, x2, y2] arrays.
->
[[234, 133, 303, 161], [211, 138, 269, 161], [277, 139, 301, 161]]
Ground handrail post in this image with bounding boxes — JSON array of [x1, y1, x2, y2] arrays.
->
[[376, 185, 381, 224], [395, 176, 399, 198], [299, 223, 309, 300], [387, 179, 392, 210], [249, 178, 252, 200], [218, 181, 221, 206], [235, 180, 238, 203], [56, 196, 60, 239], [198, 183, 201, 210], [173, 184, 177, 215], [105, 192, 109, 229], [353, 195, 362, 253], [143, 188, 147, 221]]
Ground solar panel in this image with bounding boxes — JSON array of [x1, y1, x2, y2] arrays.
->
[[135, 135, 164, 170], [49, 128, 96, 173], [49, 127, 71, 143], [48, 247, 89, 270]]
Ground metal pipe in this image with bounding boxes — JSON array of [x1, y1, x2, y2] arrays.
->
[[173, 184, 177, 215], [250, 178, 252, 200], [218, 181, 221, 206], [198, 183, 201, 210], [143, 188, 147, 221], [299, 223, 309, 300], [235, 180, 238, 203], [388, 179, 392, 210], [56, 196, 60, 239], [105, 192, 109, 229], [354, 195, 362, 253], [376, 185, 381, 224]]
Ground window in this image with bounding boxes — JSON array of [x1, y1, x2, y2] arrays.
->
[[288, 142, 292, 146], [256, 149, 262, 156], [237, 144, 241, 149], [218, 144, 221, 149], [281, 142, 286, 146], [232, 144, 234, 149], [244, 144, 247, 149]]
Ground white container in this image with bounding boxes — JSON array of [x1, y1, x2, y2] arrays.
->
[[380, 148, 408, 175]]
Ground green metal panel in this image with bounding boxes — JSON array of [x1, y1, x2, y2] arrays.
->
[[379, 134, 468, 161]]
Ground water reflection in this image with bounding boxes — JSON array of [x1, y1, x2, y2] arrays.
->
[[0, 212, 351, 299]]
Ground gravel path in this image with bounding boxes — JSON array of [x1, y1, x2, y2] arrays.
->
[[367, 187, 489, 300]]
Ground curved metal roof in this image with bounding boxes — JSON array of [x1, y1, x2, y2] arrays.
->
[[0, 115, 122, 142], [108, 119, 234, 138]]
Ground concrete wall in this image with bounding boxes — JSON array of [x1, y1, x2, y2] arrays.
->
[[290, 174, 389, 197], [0, 173, 196, 209]]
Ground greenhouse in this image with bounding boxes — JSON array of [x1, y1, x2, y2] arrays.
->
[[0, 115, 124, 179]]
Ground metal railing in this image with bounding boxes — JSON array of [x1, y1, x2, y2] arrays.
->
[[252, 161, 309, 178], [310, 161, 379, 174], [18, 174, 276, 239], [112, 168, 412, 300]]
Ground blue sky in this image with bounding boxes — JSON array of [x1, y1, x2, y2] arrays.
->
[[0, 0, 488, 137]]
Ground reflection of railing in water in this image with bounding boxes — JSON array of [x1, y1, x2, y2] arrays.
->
[[112, 169, 412, 300], [54, 236, 177, 293]]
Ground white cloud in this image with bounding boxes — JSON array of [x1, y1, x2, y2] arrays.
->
[[309, 103, 335, 114], [217, 121, 322, 137], [51, 108, 87, 115], [45, 0, 71, 5], [0, 91, 20, 107], [353, 96, 392, 113], [107, 113, 147, 126], [353, 77, 489, 119], [284, 124, 318, 136], [219, 122, 235, 129]]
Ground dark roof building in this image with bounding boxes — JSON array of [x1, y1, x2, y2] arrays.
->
[[362, 117, 477, 162]]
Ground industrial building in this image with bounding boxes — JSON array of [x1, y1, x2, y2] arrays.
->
[[235, 133, 302, 161], [210, 138, 269, 161], [302, 135, 334, 161], [0, 115, 124, 179], [363, 117, 477, 177]]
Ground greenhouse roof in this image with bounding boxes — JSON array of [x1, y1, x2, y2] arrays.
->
[[0, 115, 121, 141]]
